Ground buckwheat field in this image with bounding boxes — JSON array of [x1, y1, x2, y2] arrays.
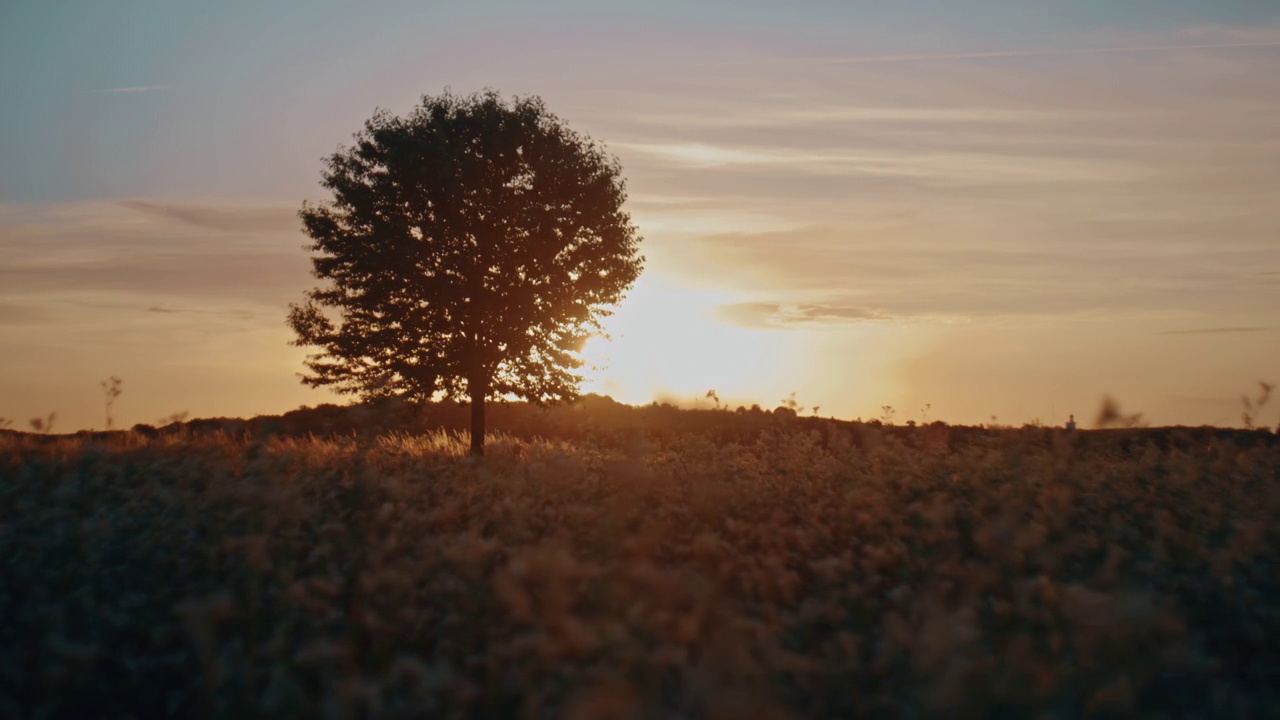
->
[[2, 406, 1277, 719]]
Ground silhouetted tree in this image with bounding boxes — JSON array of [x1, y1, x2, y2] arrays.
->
[[288, 91, 643, 455]]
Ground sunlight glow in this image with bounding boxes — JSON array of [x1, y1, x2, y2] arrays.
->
[[580, 274, 796, 407]]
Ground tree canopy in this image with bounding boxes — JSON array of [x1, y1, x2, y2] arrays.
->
[[288, 91, 643, 454]]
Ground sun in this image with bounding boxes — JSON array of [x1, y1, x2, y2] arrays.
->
[[578, 274, 793, 407]]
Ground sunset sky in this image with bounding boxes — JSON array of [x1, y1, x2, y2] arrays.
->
[[2, 0, 1279, 431]]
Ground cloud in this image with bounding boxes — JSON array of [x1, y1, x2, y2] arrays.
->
[[0, 251, 308, 307], [599, 24, 1280, 208], [0, 302, 49, 325], [746, 39, 1280, 68], [119, 200, 300, 233], [625, 105, 1051, 130], [666, 220, 1280, 324], [92, 85, 171, 94], [588, 27, 1280, 326], [146, 305, 258, 320], [0, 199, 311, 310], [1155, 327, 1273, 336], [716, 301, 887, 329], [615, 140, 1144, 184]]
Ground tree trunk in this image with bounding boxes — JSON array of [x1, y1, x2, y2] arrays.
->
[[469, 381, 486, 457]]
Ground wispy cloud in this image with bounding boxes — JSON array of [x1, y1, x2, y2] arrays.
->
[[0, 199, 309, 308], [735, 39, 1280, 67], [92, 84, 171, 94], [625, 105, 1050, 130], [0, 302, 49, 325], [716, 301, 888, 329], [596, 24, 1280, 330], [1156, 327, 1273, 336], [146, 305, 257, 320], [120, 200, 299, 233], [668, 220, 1280, 324], [616, 140, 1143, 183]]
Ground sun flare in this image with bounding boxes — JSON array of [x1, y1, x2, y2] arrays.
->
[[579, 275, 793, 407]]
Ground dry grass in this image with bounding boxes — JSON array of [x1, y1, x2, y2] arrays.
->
[[1, 425, 1278, 718]]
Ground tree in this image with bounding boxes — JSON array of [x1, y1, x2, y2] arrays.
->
[[288, 91, 643, 455]]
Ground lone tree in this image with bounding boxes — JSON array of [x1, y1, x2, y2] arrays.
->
[[288, 91, 643, 455]]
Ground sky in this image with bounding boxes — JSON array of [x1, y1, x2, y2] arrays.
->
[[2, 0, 1279, 431]]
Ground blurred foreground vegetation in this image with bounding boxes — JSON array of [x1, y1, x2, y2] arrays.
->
[[1, 401, 1278, 718]]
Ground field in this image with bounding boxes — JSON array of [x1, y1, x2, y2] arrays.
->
[[1, 404, 1278, 719]]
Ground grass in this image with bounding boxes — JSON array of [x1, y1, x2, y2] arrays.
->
[[1, 412, 1278, 718]]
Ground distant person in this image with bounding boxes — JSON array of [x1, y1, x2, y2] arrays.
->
[[1066, 414, 1077, 431]]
